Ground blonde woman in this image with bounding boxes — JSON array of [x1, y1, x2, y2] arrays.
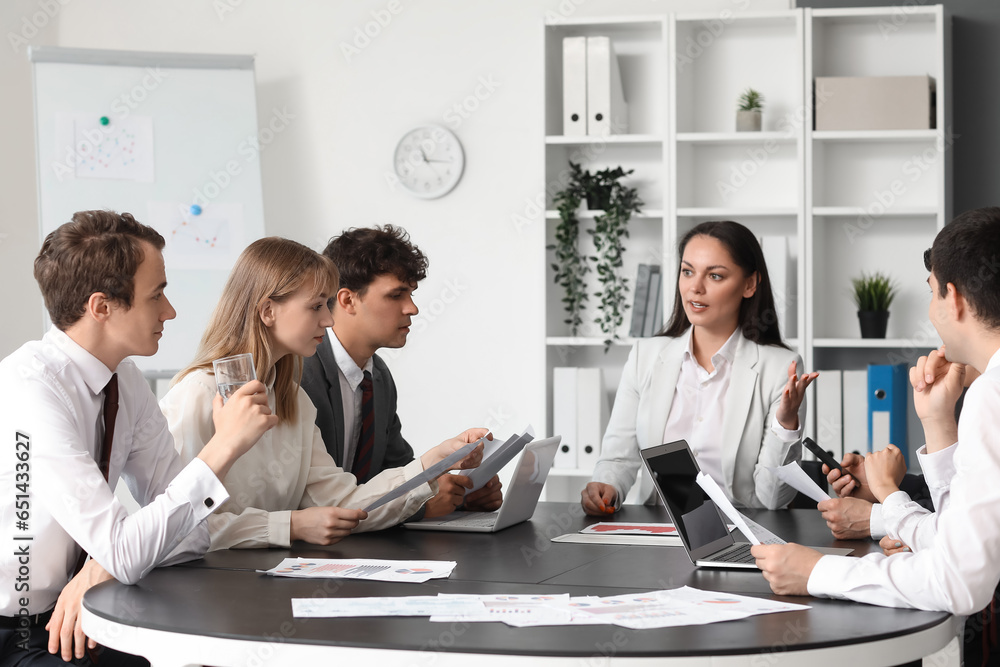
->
[[161, 237, 484, 550]]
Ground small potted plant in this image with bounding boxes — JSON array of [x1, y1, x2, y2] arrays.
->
[[851, 271, 897, 338], [737, 88, 764, 132]]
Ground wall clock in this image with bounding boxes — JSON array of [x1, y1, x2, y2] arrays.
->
[[392, 125, 465, 199]]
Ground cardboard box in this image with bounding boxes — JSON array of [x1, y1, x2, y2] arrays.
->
[[815, 75, 935, 131]]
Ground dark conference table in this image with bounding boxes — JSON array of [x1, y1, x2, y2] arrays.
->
[[81, 503, 960, 666]]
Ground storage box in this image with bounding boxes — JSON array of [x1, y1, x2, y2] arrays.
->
[[815, 75, 935, 131]]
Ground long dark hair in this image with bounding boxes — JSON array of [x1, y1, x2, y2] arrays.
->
[[659, 220, 788, 348]]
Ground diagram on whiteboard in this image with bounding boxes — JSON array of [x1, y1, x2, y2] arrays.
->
[[71, 116, 155, 182], [147, 202, 243, 270]]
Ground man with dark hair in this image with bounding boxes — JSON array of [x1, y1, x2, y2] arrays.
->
[[0, 211, 276, 665], [302, 225, 503, 520], [753, 207, 1000, 665]]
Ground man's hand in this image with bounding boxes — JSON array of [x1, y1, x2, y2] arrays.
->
[[864, 445, 907, 503], [776, 362, 819, 430], [290, 506, 367, 545], [752, 543, 823, 596], [817, 497, 873, 540], [464, 475, 503, 512], [879, 535, 912, 556], [424, 474, 472, 518], [909, 347, 963, 451], [824, 452, 876, 502], [46, 559, 114, 661], [581, 482, 617, 516]]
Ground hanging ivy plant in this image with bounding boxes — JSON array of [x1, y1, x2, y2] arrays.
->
[[588, 168, 643, 350], [548, 162, 590, 336], [548, 162, 643, 348]]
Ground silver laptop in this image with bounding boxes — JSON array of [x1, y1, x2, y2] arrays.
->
[[640, 440, 773, 569], [404, 436, 560, 533]]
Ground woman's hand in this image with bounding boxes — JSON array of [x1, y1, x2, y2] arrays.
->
[[776, 361, 819, 430], [420, 430, 488, 471], [581, 482, 618, 516]]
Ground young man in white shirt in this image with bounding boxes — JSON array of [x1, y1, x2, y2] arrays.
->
[[753, 207, 1000, 665], [301, 225, 502, 519], [0, 211, 277, 665]]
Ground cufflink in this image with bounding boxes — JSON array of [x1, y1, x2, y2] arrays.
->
[[204, 498, 214, 508]]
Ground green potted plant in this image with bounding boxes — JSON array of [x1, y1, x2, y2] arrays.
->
[[548, 162, 643, 348], [737, 87, 764, 132], [851, 271, 898, 338]]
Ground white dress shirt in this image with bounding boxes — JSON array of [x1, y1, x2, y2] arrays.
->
[[0, 328, 226, 615], [808, 347, 1000, 615], [663, 330, 800, 489], [327, 331, 374, 471], [161, 369, 435, 550]]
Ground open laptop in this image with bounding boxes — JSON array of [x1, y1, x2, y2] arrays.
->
[[640, 440, 779, 569], [404, 436, 560, 533]]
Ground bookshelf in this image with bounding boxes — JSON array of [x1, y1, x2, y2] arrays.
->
[[541, 6, 950, 500]]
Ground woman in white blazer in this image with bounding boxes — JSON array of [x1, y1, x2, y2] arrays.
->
[[582, 221, 817, 513]]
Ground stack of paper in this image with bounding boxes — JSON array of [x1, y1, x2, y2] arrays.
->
[[291, 587, 809, 629], [262, 558, 457, 584]]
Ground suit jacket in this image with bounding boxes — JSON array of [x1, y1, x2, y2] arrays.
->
[[301, 341, 416, 478], [591, 333, 804, 510]]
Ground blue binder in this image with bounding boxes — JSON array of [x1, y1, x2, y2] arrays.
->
[[867, 364, 908, 463]]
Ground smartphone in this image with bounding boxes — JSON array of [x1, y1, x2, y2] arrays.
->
[[803, 437, 843, 473]]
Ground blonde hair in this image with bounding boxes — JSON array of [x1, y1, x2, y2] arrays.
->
[[176, 237, 338, 423]]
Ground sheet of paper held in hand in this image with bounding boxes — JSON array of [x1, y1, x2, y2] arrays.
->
[[694, 472, 786, 546], [290, 587, 810, 629], [261, 558, 457, 583], [463, 426, 534, 494], [362, 436, 484, 512], [769, 461, 835, 503]]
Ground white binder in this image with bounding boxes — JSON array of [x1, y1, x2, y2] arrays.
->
[[552, 367, 578, 468], [586, 36, 628, 136], [815, 370, 844, 461], [842, 370, 868, 456], [759, 236, 792, 337], [562, 37, 587, 136], [576, 368, 609, 471]]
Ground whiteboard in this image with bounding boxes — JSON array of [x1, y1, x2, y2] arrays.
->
[[30, 47, 265, 372]]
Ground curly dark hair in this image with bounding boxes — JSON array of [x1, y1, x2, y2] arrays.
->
[[322, 225, 428, 294]]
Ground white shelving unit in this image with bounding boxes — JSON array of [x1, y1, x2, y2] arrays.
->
[[541, 7, 950, 499]]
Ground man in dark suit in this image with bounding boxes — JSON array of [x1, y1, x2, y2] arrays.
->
[[301, 225, 503, 520]]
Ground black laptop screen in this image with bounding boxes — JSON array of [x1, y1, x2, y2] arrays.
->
[[643, 441, 730, 551]]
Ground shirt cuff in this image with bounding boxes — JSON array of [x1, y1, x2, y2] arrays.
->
[[770, 415, 802, 442], [404, 458, 438, 497], [269, 509, 292, 548], [869, 503, 885, 540], [174, 457, 231, 522], [916, 442, 958, 492], [807, 554, 854, 599]]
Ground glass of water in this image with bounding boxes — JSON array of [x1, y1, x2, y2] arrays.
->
[[212, 353, 257, 404]]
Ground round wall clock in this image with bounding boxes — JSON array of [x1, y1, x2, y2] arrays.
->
[[392, 125, 465, 199]]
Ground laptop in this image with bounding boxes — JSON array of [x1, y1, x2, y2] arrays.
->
[[639, 440, 778, 569], [404, 436, 560, 533]]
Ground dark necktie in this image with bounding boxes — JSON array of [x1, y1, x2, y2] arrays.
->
[[99, 373, 119, 482], [73, 373, 119, 579], [353, 371, 374, 483]]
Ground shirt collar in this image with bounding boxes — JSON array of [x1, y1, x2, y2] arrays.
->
[[328, 329, 373, 391], [682, 327, 741, 368], [986, 346, 1000, 374], [46, 326, 114, 397]]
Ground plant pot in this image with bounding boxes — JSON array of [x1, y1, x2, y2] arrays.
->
[[585, 187, 613, 211], [736, 109, 762, 132], [858, 310, 889, 338]]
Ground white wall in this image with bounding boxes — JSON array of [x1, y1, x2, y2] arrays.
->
[[0, 0, 789, 455]]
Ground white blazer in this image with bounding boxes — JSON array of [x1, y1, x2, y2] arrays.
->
[[591, 333, 804, 510]]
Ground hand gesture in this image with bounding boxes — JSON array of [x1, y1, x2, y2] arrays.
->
[[817, 497, 872, 540], [581, 482, 618, 516], [864, 444, 907, 503], [776, 362, 819, 430], [824, 452, 875, 502], [879, 535, 912, 556], [909, 347, 963, 451]]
